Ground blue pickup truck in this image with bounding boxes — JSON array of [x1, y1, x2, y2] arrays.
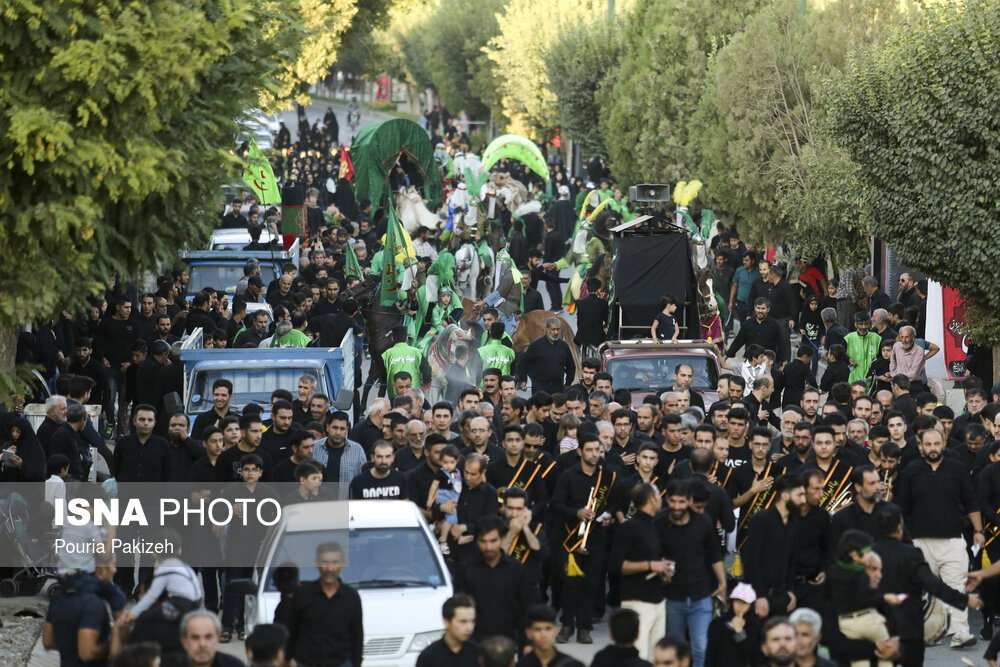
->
[[179, 326, 355, 423], [180, 235, 300, 297]]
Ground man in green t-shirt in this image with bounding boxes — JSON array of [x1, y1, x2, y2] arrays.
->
[[844, 311, 881, 385], [382, 326, 431, 397], [479, 322, 516, 376]]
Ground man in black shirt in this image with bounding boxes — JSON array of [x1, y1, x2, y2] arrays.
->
[[454, 516, 538, 641], [516, 318, 576, 395], [792, 469, 831, 612], [656, 414, 692, 480], [541, 219, 565, 309], [656, 479, 725, 667], [725, 298, 790, 367], [777, 422, 814, 472], [608, 483, 668, 661], [288, 541, 363, 667], [895, 428, 983, 647], [732, 427, 785, 550], [260, 399, 299, 462], [416, 595, 480, 667], [407, 435, 453, 523], [452, 453, 498, 560], [574, 278, 609, 353], [829, 465, 886, 546], [873, 504, 980, 666], [487, 425, 547, 514], [191, 379, 239, 440], [551, 435, 617, 643], [272, 431, 316, 483], [165, 413, 204, 482], [216, 414, 274, 483], [741, 473, 805, 618], [350, 441, 408, 500]]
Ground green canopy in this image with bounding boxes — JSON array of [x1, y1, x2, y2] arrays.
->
[[351, 119, 443, 209]]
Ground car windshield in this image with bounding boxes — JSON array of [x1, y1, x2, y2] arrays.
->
[[606, 354, 718, 391], [188, 263, 276, 293], [188, 367, 319, 413], [264, 527, 446, 591]]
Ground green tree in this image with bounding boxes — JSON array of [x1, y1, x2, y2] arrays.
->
[[691, 0, 898, 250], [486, 0, 633, 137], [599, 0, 764, 187], [544, 19, 626, 157], [423, 0, 505, 119], [825, 0, 1000, 331], [0, 0, 354, 375]]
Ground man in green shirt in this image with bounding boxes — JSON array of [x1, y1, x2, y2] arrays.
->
[[844, 311, 881, 385], [479, 307, 514, 348], [274, 311, 312, 347], [382, 326, 431, 397], [479, 322, 516, 376]]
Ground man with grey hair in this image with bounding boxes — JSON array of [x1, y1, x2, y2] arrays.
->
[[890, 325, 937, 394], [588, 391, 610, 422], [395, 419, 428, 472], [871, 308, 898, 346], [788, 608, 837, 667], [350, 398, 390, 455], [235, 258, 261, 297], [862, 275, 891, 313], [180, 610, 243, 667], [516, 317, 575, 394], [37, 394, 68, 452], [821, 306, 848, 352]]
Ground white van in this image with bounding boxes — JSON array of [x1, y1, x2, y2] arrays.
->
[[239, 500, 453, 666]]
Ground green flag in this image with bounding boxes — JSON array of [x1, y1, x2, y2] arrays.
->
[[379, 201, 413, 306], [242, 137, 280, 205], [345, 238, 363, 280]]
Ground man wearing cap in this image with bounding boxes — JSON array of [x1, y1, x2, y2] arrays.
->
[[382, 326, 431, 398], [244, 275, 265, 304]]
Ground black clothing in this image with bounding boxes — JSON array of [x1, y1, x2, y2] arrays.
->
[[261, 426, 298, 462], [829, 500, 889, 546], [287, 580, 364, 667], [781, 359, 816, 407], [896, 457, 976, 539], [166, 437, 204, 482], [655, 445, 691, 481], [349, 418, 383, 457], [522, 286, 544, 313], [415, 638, 480, 667], [517, 335, 575, 395], [826, 562, 882, 615], [573, 295, 609, 347], [272, 457, 308, 484], [608, 512, 665, 603], [133, 357, 166, 409], [97, 315, 138, 366], [872, 537, 968, 641], [794, 504, 832, 578], [112, 434, 171, 482], [394, 446, 425, 472], [820, 358, 850, 392], [459, 443, 505, 467], [453, 552, 538, 641], [184, 309, 216, 336], [349, 469, 408, 500], [215, 445, 274, 483], [656, 511, 722, 601], [892, 393, 918, 424], [725, 315, 790, 364], [36, 416, 61, 454], [310, 311, 363, 348], [741, 507, 797, 600], [486, 456, 547, 512], [454, 481, 498, 552], [45, 589, 111, 667], [766, 279, 797, 325], [191, 408, 239, 441], [705, 611, 761, 667], [406, 462, 452, 519], [590, 645, 651, 667]]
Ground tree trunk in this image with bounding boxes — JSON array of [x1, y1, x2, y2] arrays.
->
[[992, 344, 1000, 388], [0, 327, 17, 374]]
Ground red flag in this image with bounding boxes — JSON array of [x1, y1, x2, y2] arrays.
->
[[339, 145, 354, 183]]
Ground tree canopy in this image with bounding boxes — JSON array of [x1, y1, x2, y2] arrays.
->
[[0, 0, 355, 362], [825, 0, 1000, 314]]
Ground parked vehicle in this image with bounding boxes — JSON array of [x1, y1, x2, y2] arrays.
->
[[235, 500, 453, 666], [178, 327, 354, 423], [599, 339, 721, 408], [180, 238, 299, 296]]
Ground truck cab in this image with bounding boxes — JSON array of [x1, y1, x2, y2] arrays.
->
[[180, 237, 300, 297], [179, 327, 354, 425]]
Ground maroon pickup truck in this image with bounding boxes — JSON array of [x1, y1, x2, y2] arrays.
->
[[599, 340, 722, 409]]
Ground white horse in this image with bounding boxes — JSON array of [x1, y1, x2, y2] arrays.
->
[[394, 186, 440, 235], [454, 242, 481, 301]]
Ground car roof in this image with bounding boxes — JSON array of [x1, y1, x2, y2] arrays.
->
[[283, 500, 425, 532], [600, 340, 720, 360]]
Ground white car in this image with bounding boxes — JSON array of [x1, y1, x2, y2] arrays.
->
[[239, 500, 453, 666], [207, 228, 280, 251]]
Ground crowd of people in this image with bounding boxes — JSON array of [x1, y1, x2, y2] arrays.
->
[[8, 108, 1000, 667]]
